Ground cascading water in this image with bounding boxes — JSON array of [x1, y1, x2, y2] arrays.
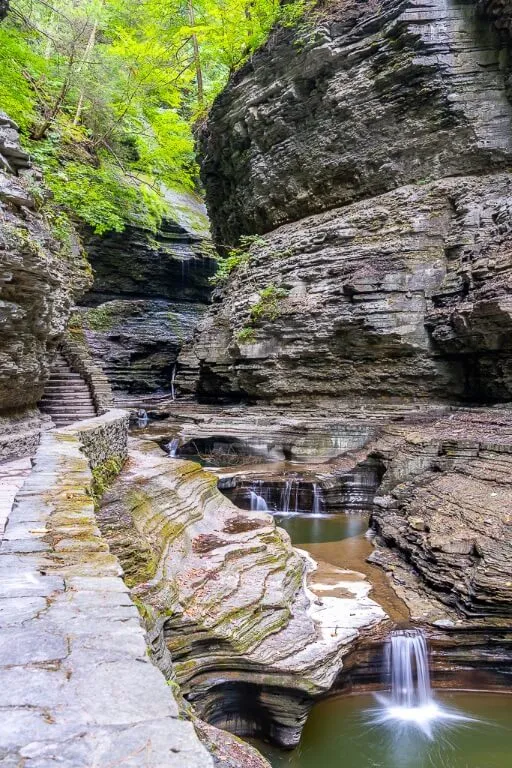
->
[[249, 489, 268, 512], [170, 363, 177, 401], [388, 629, 432, 709], [166, 438, 180, 458], [312, 483, 323, 515], [371, 629, 472, 738]]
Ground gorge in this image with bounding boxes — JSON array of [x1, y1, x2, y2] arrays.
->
[[1, 0, 512, 767]]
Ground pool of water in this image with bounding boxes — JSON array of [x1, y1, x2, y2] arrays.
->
[[254, 692, 512, 768], [274, 512, 369, 545]]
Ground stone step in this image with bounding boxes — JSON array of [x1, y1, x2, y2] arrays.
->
[[43, 407, 96, 416], [41, 391, 94, 405], [44, 382, 91, 390], [47, 373, 85, 380]]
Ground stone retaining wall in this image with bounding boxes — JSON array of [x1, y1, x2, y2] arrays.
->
[[60, 408, 129, 469], [0, 409, 212, 767]]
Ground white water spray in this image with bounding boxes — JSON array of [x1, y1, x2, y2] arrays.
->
[[371, 629, 473, 738], [312, 483, 323, 515], [171, 363, 177, 401], [166, 438, 179, 458]]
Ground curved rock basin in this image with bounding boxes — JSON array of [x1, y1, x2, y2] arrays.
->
[[254, 692, 512, 768]]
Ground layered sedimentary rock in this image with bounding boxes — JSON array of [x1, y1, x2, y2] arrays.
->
[[370, 407, 512, 621], [80, 189, 214, 399], [146, 402, 512, 686], [0, 113, 91, 418], [98, 439, 385, 747], [184, 0, 512, 404]]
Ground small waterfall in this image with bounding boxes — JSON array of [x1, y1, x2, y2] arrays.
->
[[312, 483, 323, 514], [280, 480, 292, 514], [166, 438, 180, 458], [135, 408, 148, 428], [371, 628, 472, 737], [170, 363, 177, 401], [388, 629, 431, 708], [249, 490, 268, 512]]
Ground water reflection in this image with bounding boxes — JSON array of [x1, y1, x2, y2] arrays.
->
[[274, 512, 368, 546], [253, 693, 512, 768]]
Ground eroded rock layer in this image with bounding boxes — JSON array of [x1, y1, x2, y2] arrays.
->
[[98, 439, 385, 747], [185, 0, 512, 405], [183, 176, 512, 402], [80, 190, 214, 399], [139, 403, 512, 688], [370, 407, 512, 621], [0, 113, 91, 416]]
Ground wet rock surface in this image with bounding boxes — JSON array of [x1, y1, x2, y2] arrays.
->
[[138, 402, 512, 690]]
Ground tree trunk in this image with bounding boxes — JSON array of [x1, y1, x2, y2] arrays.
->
[[187, 0, 204, 106]]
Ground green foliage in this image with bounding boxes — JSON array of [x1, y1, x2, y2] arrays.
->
[[0, 27, 45, 130], [1, 0, 312, 236], [236, 327, 256, 344], [83, 305, 118, 331], [250, 283, 288, 322], [210, 235, 266, 285]]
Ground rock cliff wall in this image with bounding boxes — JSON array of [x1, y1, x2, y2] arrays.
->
[[0, 112, 92, 420], [184, 0, 512, 405], [79, 189, 214, 399]]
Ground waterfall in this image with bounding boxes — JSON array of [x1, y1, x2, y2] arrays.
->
[[249, 490, 268, 512], [312, 483, 323, 514], [166, 438, 179, 458], [280, 480, 292, 514], [170, 363, 177, 401], [371, 628, 472, 737], [135, 408, 148, 428], [388, 629, 432, 708]]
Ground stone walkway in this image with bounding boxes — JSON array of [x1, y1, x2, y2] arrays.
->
[[0, 414, 212, 767], [0, 456, 32, 535]]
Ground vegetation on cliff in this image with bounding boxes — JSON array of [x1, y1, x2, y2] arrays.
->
[[1, 0, 309, 235]]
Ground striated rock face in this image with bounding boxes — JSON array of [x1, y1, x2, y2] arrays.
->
[[80, 190, 214, 399], [201, 0, 512, 243], [183, 176, 512, 403], [185, 0, 512, 405], [0, 113, 92, 416], [98, 439, 385, 747], [370, 408, 512, 621]]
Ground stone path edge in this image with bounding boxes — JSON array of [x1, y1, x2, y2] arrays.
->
[[0, 409, 212, 768]]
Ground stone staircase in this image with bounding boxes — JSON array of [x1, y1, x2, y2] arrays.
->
[[39, 353, 98, 427]]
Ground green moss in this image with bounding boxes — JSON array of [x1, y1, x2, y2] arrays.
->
[[210, 235, 266, 286], [83, 305, 118, 332], [132, 596, 155, 625], [91, 455, 125, 508]]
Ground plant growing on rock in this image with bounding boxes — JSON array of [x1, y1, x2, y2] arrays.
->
[[250, 283, 288, 323], [235, 327, 256, 344], [210, 235, 267, 285]]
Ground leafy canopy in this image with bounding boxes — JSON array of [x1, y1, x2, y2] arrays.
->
[[1, 0, 311, 234]]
